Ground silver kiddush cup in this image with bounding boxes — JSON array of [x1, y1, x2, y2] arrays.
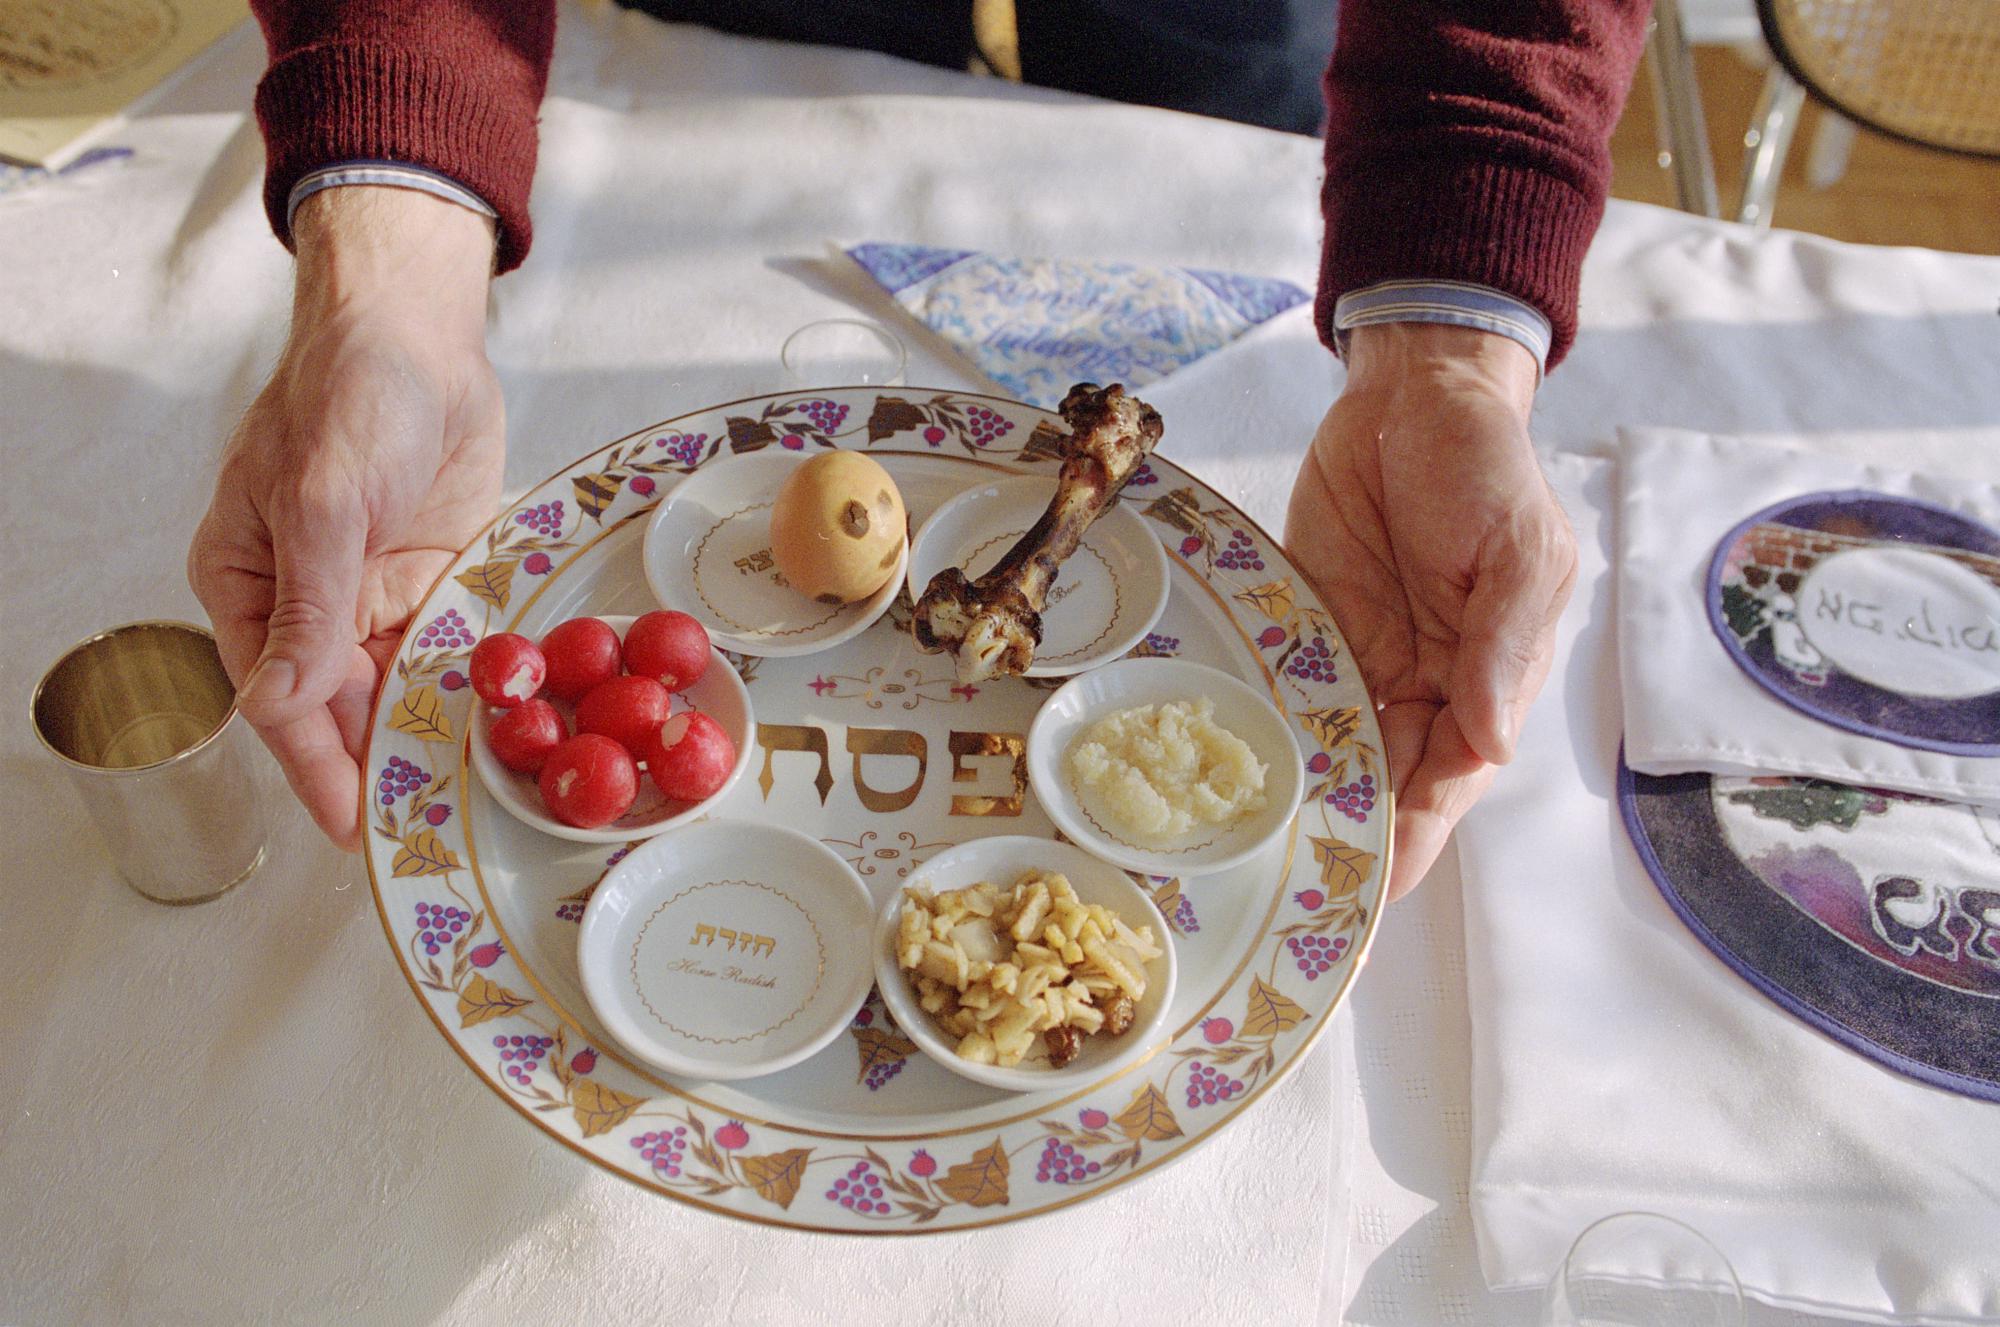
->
[[31, 621, 268, 904]]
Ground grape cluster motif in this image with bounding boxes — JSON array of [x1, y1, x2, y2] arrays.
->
[[1287, 636, 1337, 683], [1036, 1138, 1101, 1185], [1128, 461, 1159, 487], [1214, 529, 1265, 571], [961, 404, 1014, 446], [493, 1032, 553, 1084], [1185, 1062, 1245, 1108], [1286, 933, 1348, 979], [797, 400, 849, 434], [414, 901, 467, 954], [415, 610, 474, 651], [513, 500, 565, 537], [555, 899, 586, 923], [378, 756, 433, 805], [1328, 774, 1376, 822], [828, 1160, 889, 1213], [631, 1126, 689, 1178], [652, 432, 709, 467], [1140, 632, 1180, 656], [864, 1056, 906, 1091], [1171, 892, 1200, 934]]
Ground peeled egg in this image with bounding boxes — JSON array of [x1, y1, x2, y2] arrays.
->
[[770, 452, 907, 604]]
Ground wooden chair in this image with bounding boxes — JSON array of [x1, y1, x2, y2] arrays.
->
[[1648, 0, 1998, 228]]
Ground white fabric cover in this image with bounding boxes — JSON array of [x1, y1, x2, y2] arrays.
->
[[1619, 427, 2000, 804]]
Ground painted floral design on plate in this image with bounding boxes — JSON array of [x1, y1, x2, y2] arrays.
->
[[361, 387, 1390, 1231]]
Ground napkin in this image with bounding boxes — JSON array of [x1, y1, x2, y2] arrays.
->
[[1618, 428, 2000, 805], [1458, 451, 2000, 1324], [845, 242, 1308, 409]]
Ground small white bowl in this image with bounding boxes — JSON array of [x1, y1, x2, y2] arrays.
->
[[905, 475, 1169, 677], [1026, 658, 1304, 877], [579, 820, 875, 1081], [641, 451, 906, 658], [871, 835, 1178, 1094], [468, 615, 756, 843]]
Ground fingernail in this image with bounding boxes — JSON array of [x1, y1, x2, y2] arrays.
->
[[243, 656, 297, 706]]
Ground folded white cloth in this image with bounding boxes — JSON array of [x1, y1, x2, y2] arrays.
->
[[1459, 451, 2000, 1325], [1618, 428, 2000, 804]]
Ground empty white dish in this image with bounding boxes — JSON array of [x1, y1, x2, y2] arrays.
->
[[579, 819, 875, 1081]]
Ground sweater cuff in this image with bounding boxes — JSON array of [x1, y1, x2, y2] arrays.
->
[[1316, 159, 1603, 370], [255, 42, 540, 273]]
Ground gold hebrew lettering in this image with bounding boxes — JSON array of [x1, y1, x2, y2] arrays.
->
[[847, 728, 928, 813], [693, 923, 716, 946], [752, 934, 777, 957], [757, 723, 834, 803], [718, 927, 739, 950], [948, 730, 1026, 816]]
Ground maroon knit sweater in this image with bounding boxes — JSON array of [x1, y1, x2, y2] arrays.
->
[[251, 1, 1646, 366]]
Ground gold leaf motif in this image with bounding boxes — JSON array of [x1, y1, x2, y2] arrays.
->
[[852, 1026, 917, 1083], [738, 1148, 814, 1209], [936, 1138, 1011, 1207], [456, 974, 531, 1028], [727, 416, 777, 453], [1309, 834, 1377, 902], [455, 558, 517, 610], [391, 828, 463, 877], [570, 1079, 644, 1137], [388, 685, 455, 744], [1233, 579, 1295, 623], [1114, 1082, 1183, 1142], [572, 472, 623, 523], [1018, 419, 1068, 464], [1300, 706, 1360, 751], [866, 396, 927, 442], [1243, 976, 1309, 1040], [1143, 488, 1204, 535]]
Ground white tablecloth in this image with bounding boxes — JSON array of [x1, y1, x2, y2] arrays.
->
[[2, 6, 1994, 1324]]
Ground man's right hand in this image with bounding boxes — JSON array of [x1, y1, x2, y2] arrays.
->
[[189, 187, 505, 850]]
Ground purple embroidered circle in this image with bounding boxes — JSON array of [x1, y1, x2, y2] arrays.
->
[[1706, 490, 2000, 755], [1619, 751, 2000, 1103]]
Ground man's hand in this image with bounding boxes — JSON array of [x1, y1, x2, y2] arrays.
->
[[1285, 324, 1576, 900], [189, 188, 504, 850]]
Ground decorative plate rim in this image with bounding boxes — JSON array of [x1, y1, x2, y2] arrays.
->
[[360, 385, 1394, 1233]]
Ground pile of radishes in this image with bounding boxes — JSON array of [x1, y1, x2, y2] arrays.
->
[[469, 611, 737, 829]]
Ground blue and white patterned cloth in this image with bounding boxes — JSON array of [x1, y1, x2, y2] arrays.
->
[[846, 241, 1310, 409]]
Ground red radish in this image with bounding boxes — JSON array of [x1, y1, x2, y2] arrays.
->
[[468, 633, 546, 708], [488, 698, 568, 773], [623, 610, 710, 692], [643, 710, 737, 803], [575, 675, 671, 757], [537, 734, 638, 828], [540, 617, 622, 701]]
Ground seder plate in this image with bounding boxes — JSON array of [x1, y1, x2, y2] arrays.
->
[[361, 387, 1391, 1232]]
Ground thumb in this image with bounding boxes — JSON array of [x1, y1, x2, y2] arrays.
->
[[239, 488, 367, 724], [1449, 506, 1576, 765]]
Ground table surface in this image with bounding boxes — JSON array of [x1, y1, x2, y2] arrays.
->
[[4, 7, 1996, 1325]]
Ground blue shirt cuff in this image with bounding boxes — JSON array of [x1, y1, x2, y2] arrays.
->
[[1332, 280, 1554, 379], [285, 160, 498, 235]]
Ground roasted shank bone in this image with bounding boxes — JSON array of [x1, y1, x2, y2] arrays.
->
[[913, 382, 1163, 681]]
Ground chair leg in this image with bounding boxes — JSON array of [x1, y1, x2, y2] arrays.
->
[[1737, 64, 1807, 227], [1645, 0, 1720, 218], [1805, 112, 1858, 190]]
